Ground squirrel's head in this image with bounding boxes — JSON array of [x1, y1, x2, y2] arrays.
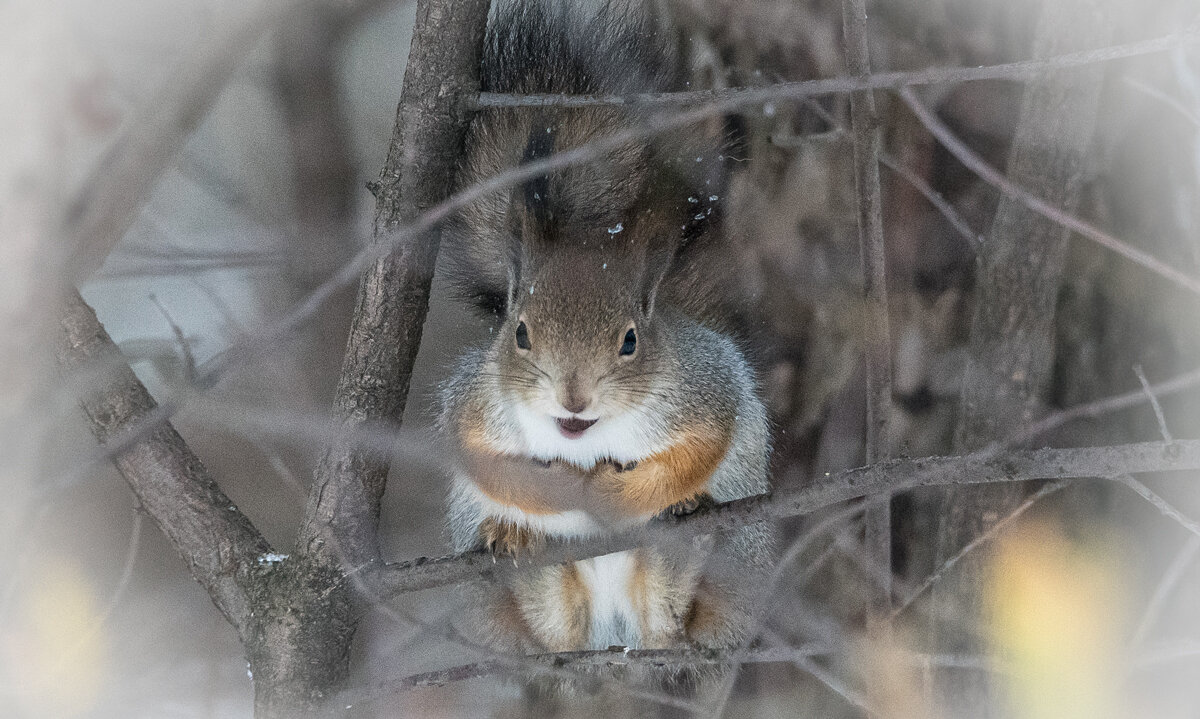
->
[[493, 240, 670, 441]]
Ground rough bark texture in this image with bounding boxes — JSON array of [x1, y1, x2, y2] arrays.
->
[[56, 290, 271, 641], [247, 0, 491, 715], [932, 0, 1111, 711], [295, 0, 490, 570]]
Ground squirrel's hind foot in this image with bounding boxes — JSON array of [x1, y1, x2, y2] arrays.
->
[[479, 517, 546, 559]]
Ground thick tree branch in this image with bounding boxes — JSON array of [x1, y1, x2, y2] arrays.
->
[[296, 0, 490, 570], [369, 440, 1200, 598], [56, 290, 271, 641], [931, 2, 1111, 711], [239, 2, 491, 715]]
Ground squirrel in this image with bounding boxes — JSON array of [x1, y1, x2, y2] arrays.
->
[[438, 0, 774, 658]]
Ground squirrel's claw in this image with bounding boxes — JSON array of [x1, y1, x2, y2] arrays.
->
[[479, 517, 545, 560], [657, 492, 715, 520], [603, 458, 638, 473]]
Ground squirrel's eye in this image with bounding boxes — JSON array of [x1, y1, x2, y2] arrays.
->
[[515, 321, 531, 351], [619, 327, 637, 356]]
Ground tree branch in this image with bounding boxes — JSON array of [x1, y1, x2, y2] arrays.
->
[[899, 84, 1200, 298], [841, 0, 895, 624], [295, 0, 490, 570], [369, 440, 1200, 598], [162, 30, 1200, 414], [470, 30, 1198, 109], [1000, 365, 1200, 448], [383, 644, 826, 695], [56, 290, 271, 640], [930, 2, 1111, 710]]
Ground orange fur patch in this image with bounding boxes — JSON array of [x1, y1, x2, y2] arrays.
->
[[458, 420, 563, 515], [684, 579, 731, 647], [558, 563, 591, 650], [596, 424, 732, 518]]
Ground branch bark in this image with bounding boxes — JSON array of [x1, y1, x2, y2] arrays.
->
[[295, 0, 489, 570], [56, 290, 272, 641], [369, 440, 1200, 598], [841, 0, 895, 626], [243, 1, 490, 715]]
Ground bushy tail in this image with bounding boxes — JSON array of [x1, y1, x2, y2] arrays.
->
[[444, 0, 744, 331]]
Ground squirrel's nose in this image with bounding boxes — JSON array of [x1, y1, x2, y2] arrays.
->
[[558, 376, 590, 415], [561, 398, 588, 415]]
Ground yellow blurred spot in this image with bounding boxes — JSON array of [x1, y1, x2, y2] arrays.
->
[[2, 558, 107, 717], [986, 519, 1126, 719]]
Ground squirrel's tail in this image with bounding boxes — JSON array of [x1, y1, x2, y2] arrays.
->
[[445, 0, 742, 329], [481, 0, 680, 97]]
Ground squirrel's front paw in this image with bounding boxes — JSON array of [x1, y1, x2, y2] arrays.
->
[[600, 458, 638, 473], [656, 492, 715, 520], [479, 517, 545, 559]]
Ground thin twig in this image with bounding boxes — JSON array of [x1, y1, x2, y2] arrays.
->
[[899, 86, 1200, 298], [1115, 473, 1200, 538], [1132, 639, 1200, 669], [1130, 534, 1200, 646], [470, 31, 1199, 108], [148, 293, 196, 384], [1135, 365, 1174, 442], [842, 0, 895, 629], [792, 654, 880, 715], [891, 481, 1068, 619], [879, 152, 984, 252], [1001, 365, 1200, 448]]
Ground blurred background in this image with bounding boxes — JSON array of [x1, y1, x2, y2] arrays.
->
[[3, 0, 1200, 716]]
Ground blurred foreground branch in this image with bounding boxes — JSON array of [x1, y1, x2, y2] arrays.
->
[[471, 30, 1198, 108], [65, 0, 296, 280]]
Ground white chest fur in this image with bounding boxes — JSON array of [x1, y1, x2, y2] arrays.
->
[[507, 401, 668, 469]]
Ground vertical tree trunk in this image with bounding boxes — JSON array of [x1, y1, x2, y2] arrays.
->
[[250, 1, 491, 715], [932, 0, 1111, 713]]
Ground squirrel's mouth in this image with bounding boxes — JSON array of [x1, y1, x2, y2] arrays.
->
[[556, 417, 597, 439]]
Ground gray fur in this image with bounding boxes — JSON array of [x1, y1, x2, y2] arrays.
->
[[435, 0, 776, 692]]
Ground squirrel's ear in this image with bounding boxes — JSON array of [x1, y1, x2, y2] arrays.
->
[[640, 247, 672, 320], [505, 266, 518, 317]]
